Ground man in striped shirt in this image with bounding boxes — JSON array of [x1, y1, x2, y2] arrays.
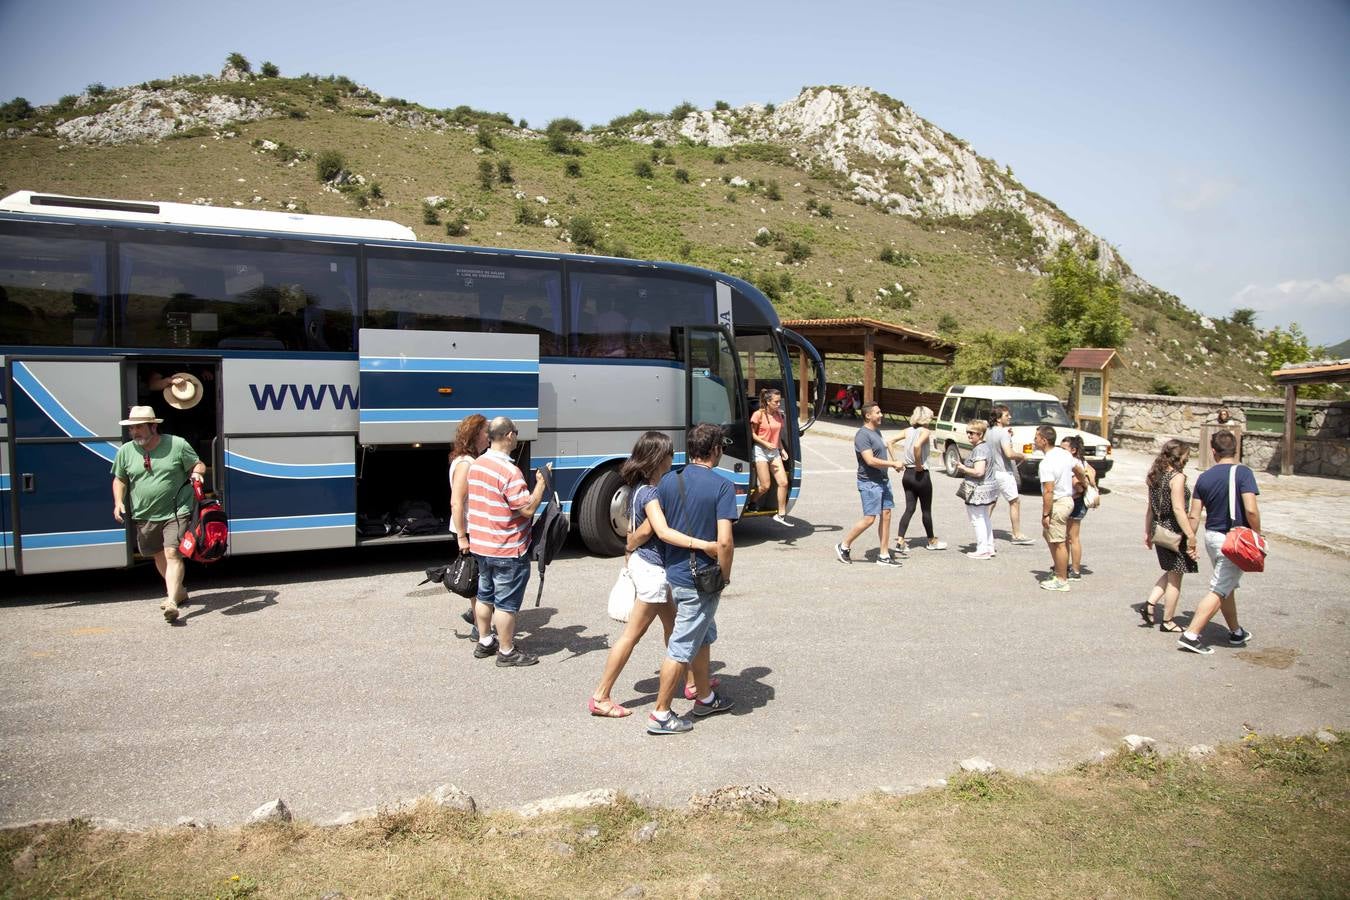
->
[[467, 416, 550, 667]]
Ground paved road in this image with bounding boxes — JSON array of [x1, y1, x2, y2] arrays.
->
[[2, 428, 1347, 826]]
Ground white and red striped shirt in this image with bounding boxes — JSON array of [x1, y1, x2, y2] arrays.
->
[[466, 449, 532, 557]]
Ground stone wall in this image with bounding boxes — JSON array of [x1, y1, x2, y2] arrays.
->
[[1108, 392, 1350, 479]]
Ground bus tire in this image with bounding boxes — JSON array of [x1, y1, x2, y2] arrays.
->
[[577, 467, 628, 557]]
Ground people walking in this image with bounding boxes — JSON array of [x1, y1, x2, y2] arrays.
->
[[987, 404, 1034, 545], [835, 402, 904, 566], [1178, 430, 1261, 654], [450, 414, 490, 638], [466, 417, 550, 667], [1061, 435, 1096, 579], [952, 419, 1001, 558], [748, 388, 791, 524], [589, 431, 714, 718], [891, 406, 946, 555], [1034, 425, 1086, 591], [1142, 439, 1199, 633], [647, 423, 737, 735], [110, 406, 208, 623]]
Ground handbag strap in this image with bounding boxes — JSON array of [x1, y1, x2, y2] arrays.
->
[[677, 470, 699, 572], [1228, 463, 1238, 528]]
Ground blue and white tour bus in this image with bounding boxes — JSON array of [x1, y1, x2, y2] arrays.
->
[[0, 191, 824, 575]]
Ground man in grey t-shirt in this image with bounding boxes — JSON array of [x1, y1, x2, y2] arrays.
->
[[835, 401, 904, 566], [987, 405, 1033, 545]]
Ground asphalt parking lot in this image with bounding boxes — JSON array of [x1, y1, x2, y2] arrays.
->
[[2, 427, 1347, 826]]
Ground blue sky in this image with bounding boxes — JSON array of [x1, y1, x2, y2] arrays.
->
[[2, 0, 1347, 343]]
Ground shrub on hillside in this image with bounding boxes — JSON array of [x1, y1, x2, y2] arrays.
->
[[565, 161, 582, 178], [315, 150, 346, 183], [712, 152, 727, 164], [752, 229, 775, 247], [806, 198, 833, 218], [515, 203, 542, 226], [782, 241, 812, 264], [634, 160, 654, 179], [546, 129, 575, 155], [86, 83, 107, 97], [766, 180, 782, 201], [936, 313, 959, 335], [0, 97, 33, 123], [569, 215, 600, 251], [879, 247, 914, 267], [477, 126, 496, 150], [445, 216, 469, 237], [670, 101, 697, 121], [546, 117, 583, 134], [260, 61, 280, 78], [608, 108, 663, 130], [368, 181, 383, 200], [477, 159, 495, 191], [1149, 379, 1180, 396], [714, 100, 730, 111], [56, 94, 78, 112], [422, 202, 440, 226], [674, 168, 690, 183], [497, 160, 513, 184], [226, 52, 252, 74], [1230, 307, 1257, 328]]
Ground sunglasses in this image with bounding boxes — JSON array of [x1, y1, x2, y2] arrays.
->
[[965, 430, 979, 436], [142, 454, 152, 471]]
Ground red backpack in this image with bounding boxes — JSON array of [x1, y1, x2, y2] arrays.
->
[[179, 481, 229, 563]]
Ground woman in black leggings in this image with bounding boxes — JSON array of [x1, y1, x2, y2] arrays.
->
[[892, 406, 948, 555]]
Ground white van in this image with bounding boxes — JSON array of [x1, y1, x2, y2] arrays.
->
[[931, 385, 1113, 489]]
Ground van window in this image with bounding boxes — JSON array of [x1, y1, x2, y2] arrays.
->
[[937, 397, 955, 426], [1002, 399, 1072, 427], [956, 397, 992, 425]]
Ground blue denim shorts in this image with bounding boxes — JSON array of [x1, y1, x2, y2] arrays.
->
[[666, 584, 720, 663], [1070, 495, 1088, 520], [474, 553, 530, 614], [857, 479, 894, 516]]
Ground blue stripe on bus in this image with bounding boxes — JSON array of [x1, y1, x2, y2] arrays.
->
[[230, 513, 356, 532], [359, 372, 537, 410], [360, 357, 539, 374], [535, 452, 688, 470], [359, 409, 537, 423], [224, 471, 353, 519], [20, 529, 125, 550], [0, 474, 9, 491], [12, 363, 119, 462], [0, 531, 11, 550], [224, 452, 355, 480]]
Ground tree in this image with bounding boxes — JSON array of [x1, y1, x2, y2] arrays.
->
[[1262, 323, 1330, 399], [0, 97, 33, 122], [226, 52, 252, 74], [1229, 307, 1257, 328], [951, 329, 1056, 390], [259, 61, 280, 78], [1041, 243, 1131, 354]]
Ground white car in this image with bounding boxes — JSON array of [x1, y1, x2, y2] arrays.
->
[[931, 385, 1113, 489]]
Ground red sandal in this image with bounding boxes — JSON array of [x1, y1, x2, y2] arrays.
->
[[588, 697, 631, 718], [683, 677, 721, 701]]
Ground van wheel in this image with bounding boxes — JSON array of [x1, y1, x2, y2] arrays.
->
[[943, 443, 962, 477], [577, 468, 629, 557]]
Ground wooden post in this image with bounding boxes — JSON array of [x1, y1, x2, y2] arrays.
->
[[1282, 383, 1296, 475], [798, 347, 809, 423], [874, 352, 885, 413], [1102, 367, 1112, 441], [863, 330, 875, 405]]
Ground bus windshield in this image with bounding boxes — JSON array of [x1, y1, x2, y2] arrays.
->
[[1003, 399, 1072, 427]]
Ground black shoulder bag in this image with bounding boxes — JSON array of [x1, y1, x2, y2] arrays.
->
[[678, 470, 728, 595]]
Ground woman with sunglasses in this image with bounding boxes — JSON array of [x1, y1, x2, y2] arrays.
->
[[951, 419, 1001, 559]]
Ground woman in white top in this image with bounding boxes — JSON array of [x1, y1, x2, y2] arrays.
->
[[952, 419, 1001, 559], [449, 414, 490, 632], [889, 406, 947, 555], [748, 388, 791, 524]]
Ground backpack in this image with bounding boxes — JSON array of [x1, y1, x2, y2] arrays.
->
[[1220, 464, 1267, 573], [529, 465, 569, 606], [393, 500, 442, 536], [178, 481, 229, 563]]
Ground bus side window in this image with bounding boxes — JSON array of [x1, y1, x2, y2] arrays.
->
[[0, 233, 110, 348], [568, 269, 713, 361]]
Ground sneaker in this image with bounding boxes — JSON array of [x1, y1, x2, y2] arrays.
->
[[1039, 577, 1070, 592], [772, 514, 790, 526], [473, 636, 499, 659], [834, 543, 851, 564], [964, 550, 993, 560], [1178, 634, 1214, 655], [1067, 570, 1082, 581], [647, 712, 694, 735], [892, 542, 911, 557], [1228, 628, 1253, 646], [460, 609, 475, 626], [926, 540, 948, 551], [496, 648, 539, 667], [691, 693, 736, 717], [469, 624, 480, 642], [875, 554, 902, 567], [1010, 534, 1036, 545]]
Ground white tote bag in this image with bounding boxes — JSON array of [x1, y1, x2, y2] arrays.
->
[[608, 565, 635, 622]]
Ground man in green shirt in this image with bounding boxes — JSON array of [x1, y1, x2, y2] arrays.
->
[[111, 406, 206, 623]]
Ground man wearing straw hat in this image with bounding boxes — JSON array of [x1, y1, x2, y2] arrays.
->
[[111, 404, 206, 623]]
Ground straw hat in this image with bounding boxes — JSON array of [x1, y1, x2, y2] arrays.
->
[[119, 406, 163, 426], [163, 372, 204, 410]]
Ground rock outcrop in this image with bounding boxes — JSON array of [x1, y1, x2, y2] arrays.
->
[[54, 88, 274, 145]]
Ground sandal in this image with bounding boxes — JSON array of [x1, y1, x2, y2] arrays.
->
[[1138, 601, 1155, 627], [588, 697, 631, 718], [683, 677, 721, 701], [1158, 619, 1184, 633]]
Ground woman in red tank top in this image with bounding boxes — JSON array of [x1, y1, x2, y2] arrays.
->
[[748, 388, 791, 524]]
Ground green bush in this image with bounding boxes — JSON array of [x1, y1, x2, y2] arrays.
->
[[952, 329, 1055, 389], [766, 180, 782, 201], [724, 192, 738, 204], [674, 168, 690, 183], [564, 161, 582, 178], [546, 117, 583, 134], [477, 159, 495, 191], [936, 313, 959, 335], [879, 247, 914, 267], [678, 241, 693, 260], [515, 203, 542, 226], [422, 202, 440, 226], [569, 215, 600, 250], [782, 240, 812, 264], [368, 181, 383, 200], [845, 286, 855, 304], [546, 129, 574, 155], [445, 216, 469, 237], [86, 83, 107, 97], [670, 101, 696, 121], [1230, 307, 1257, 328], [712, 152, 727, 165], [714, 100, 730, 111], [476, 126, 496, 150], [226, 52, 251, 73], [1149, 379, 1179, 396], [608, 108, 662, 129], [497, 160, 513, 184], [315, 150, 346, 183], [1041, 243, 1131, 354], [806, 198, 833, 218], [518, 118, 528, 129], [56, 94, 78, 112], [260, 61, 280, 78], [0, 97, 33, 123], [752, 229, 774, 247], [633, 160, 654, 179]]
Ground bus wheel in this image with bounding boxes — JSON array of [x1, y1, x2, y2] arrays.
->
[[577, 468, 629, 557], [943, 443, 962, 477]]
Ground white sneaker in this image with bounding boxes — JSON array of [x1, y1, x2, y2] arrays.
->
[[892, 542, 910, 557], [1039, 577, 1070, 592], [926, 540, 948, 551], [964, 550, 993, 560], [772, 514, 789, 526]]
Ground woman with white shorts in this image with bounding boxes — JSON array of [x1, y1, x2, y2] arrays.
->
[[589, 431, 715, 718], [748, 388, 791, 525]]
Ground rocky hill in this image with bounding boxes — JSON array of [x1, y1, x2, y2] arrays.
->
[[0, 65, 1279, 396]]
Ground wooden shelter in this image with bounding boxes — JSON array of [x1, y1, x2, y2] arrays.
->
[[1058, 348, 1123, 438], [779, 317, 956, 421], [1271, 359, 1350, 475]]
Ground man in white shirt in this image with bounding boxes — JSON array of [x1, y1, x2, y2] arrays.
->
[[1034, 424, 1085, 592]]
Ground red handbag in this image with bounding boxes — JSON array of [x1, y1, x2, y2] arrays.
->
[[1220, 465, 1266, 572]]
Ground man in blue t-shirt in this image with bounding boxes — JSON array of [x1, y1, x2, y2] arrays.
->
[[835, 401, 905, 566], [645, 423, 738, 735], [1178, 429, 1261, 655]]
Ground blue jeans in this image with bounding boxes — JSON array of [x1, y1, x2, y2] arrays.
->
[[474, 554, 530, 613], [857, 479, 894, 516], [666, 584, 720, 663]]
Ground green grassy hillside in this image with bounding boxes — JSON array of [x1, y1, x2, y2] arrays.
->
[[0, 72, 1281, 397]]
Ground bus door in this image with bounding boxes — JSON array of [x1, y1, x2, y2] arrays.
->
[[682, 327, 751, 514], [6, 357, 131, 574], [357, 328, 540, 446], [220, 356, 361, 556]]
